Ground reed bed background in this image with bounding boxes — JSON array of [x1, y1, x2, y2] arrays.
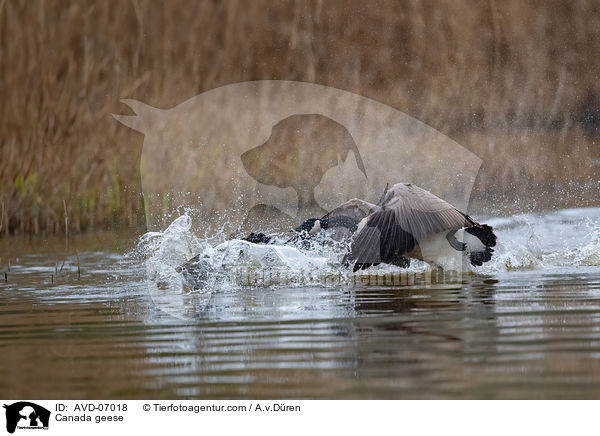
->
[[1, 0, 599, 236]]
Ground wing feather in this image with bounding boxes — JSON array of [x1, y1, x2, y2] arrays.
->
[[323, 198, 380, 222], [348, 183, 474, 269]]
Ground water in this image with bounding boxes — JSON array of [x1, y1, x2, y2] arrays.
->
[[1, 208, 600, 399]]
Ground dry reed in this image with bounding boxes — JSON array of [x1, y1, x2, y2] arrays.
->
[[0, 0, 599, 236]]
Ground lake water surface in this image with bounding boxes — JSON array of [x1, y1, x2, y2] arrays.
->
[[2, 208, 600, 399]]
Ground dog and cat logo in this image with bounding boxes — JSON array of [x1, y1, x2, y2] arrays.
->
[[113, 80, 481, 318], [3, 402, 50, 433]]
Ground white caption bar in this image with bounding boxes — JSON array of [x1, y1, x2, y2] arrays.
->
[[0, 400, 597, 435]]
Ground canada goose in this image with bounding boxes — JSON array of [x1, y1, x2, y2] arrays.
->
[[243, 214, 361, 247], [329, 183, 497, 271], [292, 183, 496, 271], [178, 183, 496, 290], [242, 182, 496, 272]]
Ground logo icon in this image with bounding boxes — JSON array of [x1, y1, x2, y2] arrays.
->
[[3, 402, 50, 434]]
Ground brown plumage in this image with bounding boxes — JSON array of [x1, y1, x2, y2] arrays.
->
[[346, 183, 492, 271], [322, 198, 380, 222]]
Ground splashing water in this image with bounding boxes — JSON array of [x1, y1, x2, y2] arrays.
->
[[575, 219, 600, 266], [137, 207, 600, 302], [138, 213, 355, 295], [479, 207, 600, 273]]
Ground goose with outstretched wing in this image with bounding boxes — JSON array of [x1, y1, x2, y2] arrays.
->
[[342, 183, 496, 271], [294, 183, 497, 271]]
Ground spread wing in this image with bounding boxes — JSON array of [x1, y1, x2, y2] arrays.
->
[[323, 198, 381, 221], [348, 183, 475, 270]]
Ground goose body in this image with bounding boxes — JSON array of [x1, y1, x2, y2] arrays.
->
[[340, 183, 496, 271], [292, 183, 496, 271]]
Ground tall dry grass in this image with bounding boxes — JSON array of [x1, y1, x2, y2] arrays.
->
[[1, 0, 599, 236]]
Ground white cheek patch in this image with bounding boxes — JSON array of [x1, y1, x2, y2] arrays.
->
[[461, 229, 486, 253]]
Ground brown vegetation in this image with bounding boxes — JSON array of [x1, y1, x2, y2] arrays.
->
[[1, 0, 599, 236]]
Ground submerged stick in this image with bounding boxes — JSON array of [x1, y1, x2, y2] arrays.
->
[[76, 250, 80, 279], [63, 199, 69, 251]]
